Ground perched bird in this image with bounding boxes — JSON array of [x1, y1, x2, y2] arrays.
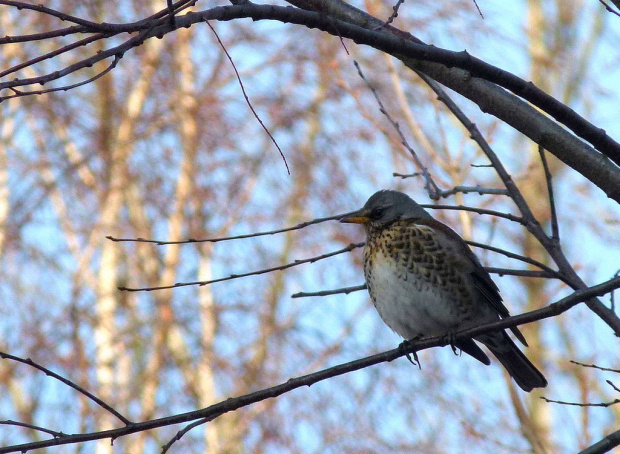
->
[[340, 190, 547, 392]]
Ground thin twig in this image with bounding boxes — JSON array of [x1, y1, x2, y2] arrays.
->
[[0, 420, 66, 438], [472, 0, 484, 18], [106, 213, 345, 244], [485, 268, 561, 279], [373, 0, 406, 30], [352, 59, 440, 199], [161, 418, 208, 453], [291, 284, 366, 298], [0, 351, 132, 425], [466, 240, 561, 277], [1, 54, 121, 102], [0, 0, 127, 31], [607, 380, 620, 393], [538, 144, 559, 241], [0, 33, 106, 80], [422, 204, 524, 224], [119, 243, 364, 291], [570, 360, 620, 373], [205, 20, 289, 174], [435, 186, 509, 197], [541, 396, 620, 408], [0, 25, 89, 44]]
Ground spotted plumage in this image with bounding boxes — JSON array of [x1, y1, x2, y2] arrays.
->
[[341, 190, 547, 392]]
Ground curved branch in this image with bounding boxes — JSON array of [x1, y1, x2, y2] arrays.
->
[[3, 276, 619, 453], [1, 3, 619, 200], [0, 351, 132, 425]]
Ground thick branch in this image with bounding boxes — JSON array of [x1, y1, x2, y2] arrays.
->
[[1, 3, 619, 200]]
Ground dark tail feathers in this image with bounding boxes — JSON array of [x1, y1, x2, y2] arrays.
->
[[477, 332, 547, 392]]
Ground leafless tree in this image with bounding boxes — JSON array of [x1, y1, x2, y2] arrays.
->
[[1, 0, 619, 453]]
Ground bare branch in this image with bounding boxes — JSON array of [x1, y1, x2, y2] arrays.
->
[[373, 0, 407, 30], [434, 186, 510, 197], [352, 59, 440, 198], [538, 145, 559, 241], [541, 396, 620, 408], [119, 243, 364, 291], [599, 0, 620, 17], [2, 2, 618, 199], [3, 275, 619, 453], [161, 418, 207, 453], [0, 420, 65, 438], [291, 284, 366, 298], [205, 20, 290, 174], [579, 429, 620, 454], [1, 54, 121, 102], [466, 240, 562, 278], [0, 351, 132, 425], [106, 213, 344, 244], [570, 360, 620, 373], [422, 204, 525, 224]]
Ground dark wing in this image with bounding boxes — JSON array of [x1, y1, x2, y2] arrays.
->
[[423, 219, 528, 346]]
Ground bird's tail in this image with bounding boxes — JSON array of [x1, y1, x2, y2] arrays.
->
[[477, 331, 547, 392]]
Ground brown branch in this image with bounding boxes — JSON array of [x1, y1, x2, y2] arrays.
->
[[0, 420, 65, 438], [422, 204, 525, 224], [119, 243, 364, 291], [3, 275, 619, 453], [1, 54, 121, 102], [3, 2, 617, 200], [352, 59, 440, 198], [205, 20, 289, 174], [291, 284, 366, 298], [0, 351, 132, 425], [416, 70, 620, 335], [538, 145, 559, 241], [570, 360, 620, 373], [465, 240, 563, 278], [541, 396, 620, 408], [599, 0, 620, 17], [106, 213, 345, 244], [579, 428, 620, 454]]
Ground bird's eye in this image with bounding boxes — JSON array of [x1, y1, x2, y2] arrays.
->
[[370, 207, 385, 219]]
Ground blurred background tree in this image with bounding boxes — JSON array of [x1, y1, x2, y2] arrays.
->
[[1, 0, 619, 452]]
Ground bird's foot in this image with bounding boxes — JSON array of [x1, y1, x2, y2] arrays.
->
[[446, 331, 462, 357], [399, 337, 421, 370]]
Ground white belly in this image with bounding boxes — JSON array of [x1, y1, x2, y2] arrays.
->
[[367, 250, 464, 340]]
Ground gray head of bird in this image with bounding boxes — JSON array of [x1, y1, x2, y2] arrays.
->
[[340, 190, 432, 230]]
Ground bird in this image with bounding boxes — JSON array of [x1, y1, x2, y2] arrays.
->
[[340, 189, 547, 392]]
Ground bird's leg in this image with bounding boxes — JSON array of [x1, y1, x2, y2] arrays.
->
[[446, 331, 461, 357], [399, 336, 422, 369]]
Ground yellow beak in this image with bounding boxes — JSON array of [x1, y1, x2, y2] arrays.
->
[[339, 210, 370, 224]]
